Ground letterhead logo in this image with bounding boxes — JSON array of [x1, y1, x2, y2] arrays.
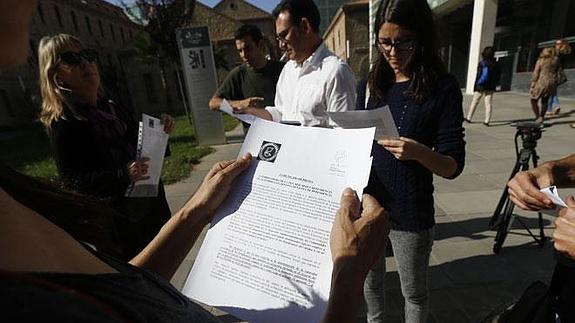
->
[[258, 141, 281, 163]]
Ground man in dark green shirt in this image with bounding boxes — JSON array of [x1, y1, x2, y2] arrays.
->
[[209, 24, 284, 129]]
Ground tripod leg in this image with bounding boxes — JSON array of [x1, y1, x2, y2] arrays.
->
[[494, 198, 516, 254], [490, 159, 523, 229], [493, 149, 532, 253]]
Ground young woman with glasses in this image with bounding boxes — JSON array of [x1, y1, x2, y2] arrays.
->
[[361, 0, 466, 322], [38, 34, 176, 260]]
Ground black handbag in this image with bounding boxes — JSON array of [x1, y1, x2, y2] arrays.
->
[[499, 261, 575, 323], [498, 281, 555, 323]]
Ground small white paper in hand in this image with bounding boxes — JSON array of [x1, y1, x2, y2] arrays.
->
[[220, 99, 257, 124], [539, 186, 568, 216], [125, 114, 169, 197], [328, 106, 399, 140]]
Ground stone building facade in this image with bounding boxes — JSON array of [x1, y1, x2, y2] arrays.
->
[[314, 0, 346, 35], [0, 0, 186, 128], [187, 0, 279, 84], [323, 0, 370, 80], [213, 0, 280, 61]]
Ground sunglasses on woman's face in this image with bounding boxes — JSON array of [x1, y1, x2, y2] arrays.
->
[[58, 49, 97, 66]]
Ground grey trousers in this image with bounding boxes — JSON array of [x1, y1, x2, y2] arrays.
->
[[362, 228, 434, 323]]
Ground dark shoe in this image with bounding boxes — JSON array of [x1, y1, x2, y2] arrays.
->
[[483, 122, 489, 126], [464, 118, 472, 123]]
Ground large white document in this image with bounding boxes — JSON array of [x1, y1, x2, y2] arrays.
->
[[125, 114, 169, 197], [219, 99, 257, 124], [183, 119, 375, 323], [328, 106, 399, 139]]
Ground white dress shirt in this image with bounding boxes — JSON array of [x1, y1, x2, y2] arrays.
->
[[265, 43, 357, 127]]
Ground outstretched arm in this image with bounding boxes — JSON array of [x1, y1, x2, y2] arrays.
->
[[129, 154, 252, 280], [508, 153, 575, 211], [378, 137, 459, 178], [323, 189, 389, 323], [209, 95, 265, 112]]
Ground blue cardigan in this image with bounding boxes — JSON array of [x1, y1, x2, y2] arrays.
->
[[361, 75, 466, 231]]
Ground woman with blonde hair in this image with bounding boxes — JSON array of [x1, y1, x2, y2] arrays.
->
[[529, 46, 560, 123], [38, 33, 175, 259], [546, 39, 572, 116]]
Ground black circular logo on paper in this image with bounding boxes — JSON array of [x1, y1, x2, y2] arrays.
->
[[258, 141, 281, 163]]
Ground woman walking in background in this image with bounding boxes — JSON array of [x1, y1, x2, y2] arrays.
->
[[361, 0, 466, 321], [38, 34, 175, 259], [546, 39, 571, 116], [529, 47, 560, 123], [465, 46, 500, 126]]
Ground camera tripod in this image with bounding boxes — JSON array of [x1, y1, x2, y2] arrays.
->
[[489, 122, 547, 254]]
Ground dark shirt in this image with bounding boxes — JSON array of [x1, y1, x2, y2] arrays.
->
[[474, 59, 501, 92], [363, 75, 466, 231], [50, 99, 137, 198], [1, 252, 219, 322], [216, 60, 285, 107], [49, 99, 171, 258]]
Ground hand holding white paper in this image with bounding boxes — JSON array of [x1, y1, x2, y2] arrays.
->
[[125, 114, 169, 197], [182, 119, 375, 323], [328, 106, 399, 139], [220, 99, 257, 124], [539, 186, 568, 216]]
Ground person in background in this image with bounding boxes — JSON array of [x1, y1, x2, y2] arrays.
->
[[235, 0, 357, 127], [361, 0, 466, 322], [38, 33, 175, 259], [465, 46, 501, 126], [507, 153, 575, 321], [546, 39, 571, 116], [0, 2, 390, 322], [529, 47, 559, 123], [209, 24, 284, 132]]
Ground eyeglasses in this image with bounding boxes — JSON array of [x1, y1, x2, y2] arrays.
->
[[375, 38, 416, 53], [57, 49, 97, 66], [276, 25, 295, 43]]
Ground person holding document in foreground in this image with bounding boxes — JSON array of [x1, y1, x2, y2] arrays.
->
[[37, 33, 175, 259], [183, 119, 378, 322], [507, 154, 575, 321], [0, 2, 388, 321], [233, 0, 356, 127], [361, 0, 466, 322]]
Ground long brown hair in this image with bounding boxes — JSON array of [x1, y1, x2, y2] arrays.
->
[[368, 0, 446, 104]]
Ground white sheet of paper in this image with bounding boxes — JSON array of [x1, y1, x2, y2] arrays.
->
[[125, 114, 169, 197], [328, 106, 399, 139], [540, 186, 568, 215], [220, 99, 257, 124], [183, 119, 375, 323]]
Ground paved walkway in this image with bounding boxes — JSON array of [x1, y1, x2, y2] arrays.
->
[[166, 91, 575, 322]]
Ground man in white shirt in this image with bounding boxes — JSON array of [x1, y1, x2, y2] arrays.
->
[[234, 0, 357, 127]]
